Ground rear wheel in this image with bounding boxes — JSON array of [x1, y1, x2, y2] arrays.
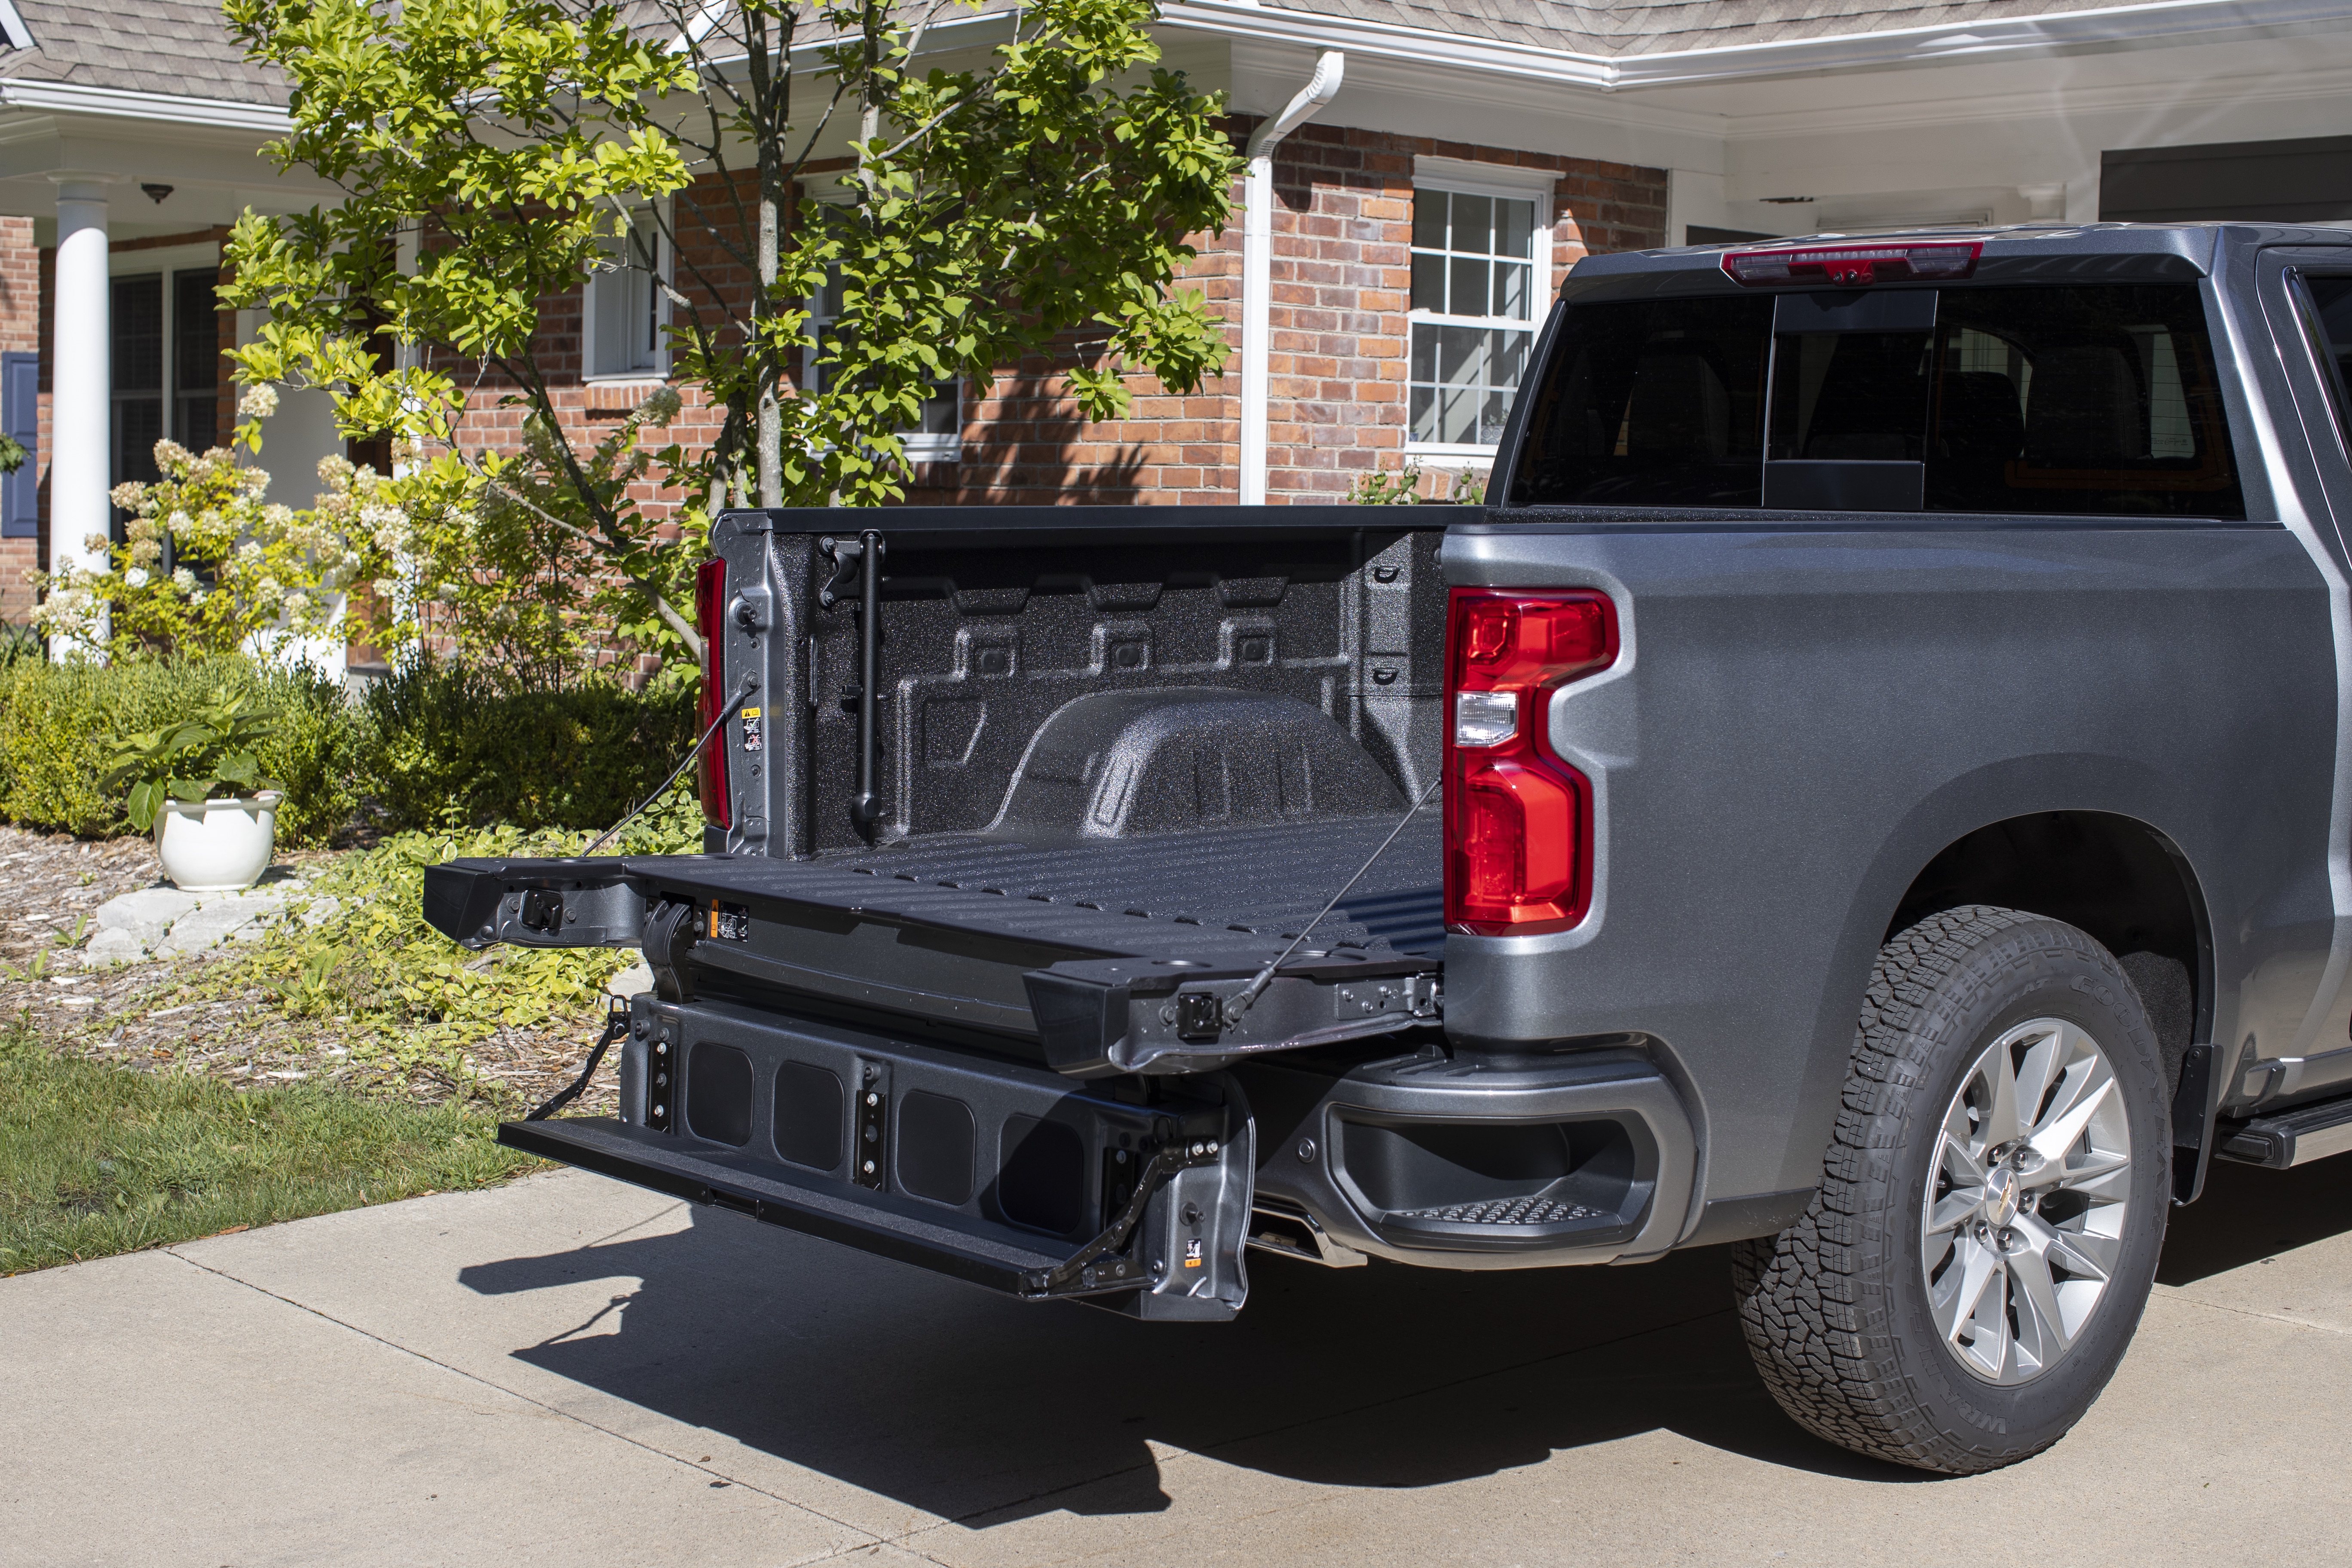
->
[[1733, 905, 2169, 1473]]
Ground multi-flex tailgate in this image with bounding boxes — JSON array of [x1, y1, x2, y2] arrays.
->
[[427, 818, 1444, 1078], [506, 994, 1256, 1319]]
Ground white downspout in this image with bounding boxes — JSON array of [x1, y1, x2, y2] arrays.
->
[[1239, 51, 1343, 507]]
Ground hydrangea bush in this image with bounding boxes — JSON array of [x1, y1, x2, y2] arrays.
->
[[29, 386, 380, 659]]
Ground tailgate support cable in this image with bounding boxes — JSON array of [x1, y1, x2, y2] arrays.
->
[[1222, 773, 1441, 1028], [581, 677, 757, 856], [525, 996, 632, 1121]]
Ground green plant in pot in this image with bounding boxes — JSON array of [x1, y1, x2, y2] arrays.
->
[[100, 695, 286, 891]]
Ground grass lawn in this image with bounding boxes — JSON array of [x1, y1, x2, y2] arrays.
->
[[1, 1019, 542, 1274]]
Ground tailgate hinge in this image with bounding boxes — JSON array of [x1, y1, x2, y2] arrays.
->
[[1020, 1137, 1224, 1299]]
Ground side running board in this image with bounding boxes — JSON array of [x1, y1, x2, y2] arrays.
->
[[2214, 1091, 2352, 1168]]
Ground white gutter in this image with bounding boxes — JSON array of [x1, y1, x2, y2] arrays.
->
[[1162, 0, 2352, 91], [1239, 50, 1341, 508], [0, 80, 291, 132]]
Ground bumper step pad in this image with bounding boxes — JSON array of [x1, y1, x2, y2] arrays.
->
[[1391, 1197, 1605, 1227]]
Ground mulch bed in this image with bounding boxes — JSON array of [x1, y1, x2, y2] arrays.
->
[[0, 825, 619, 1116]]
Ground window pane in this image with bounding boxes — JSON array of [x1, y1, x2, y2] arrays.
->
[[1411, 321, 1535, 448], [1411, 253, 1445, 314], [1481, 389, 1516, 446], [1438, 324, 1486, 386], [919, 382, 960, 437], [1927, 285, 2241, 516], [1507, 283, 2242, 515], [1505, 293, 1772, 505], [1413, 190, 1447, 251], [1449, 257, 1488, 319], [1451, 193, 1492, 255], [1496, 198, 1535, 260], [172, 270, 219, 394], [1767, 332, 1932, 462], [590, 213, 661, 376], [1440, 386, 1479, 444], [112, 275, 162, 394], [1495, 260, 1531, 321]]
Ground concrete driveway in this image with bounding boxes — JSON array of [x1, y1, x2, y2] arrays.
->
[[7, 1152, 2352, 1568]]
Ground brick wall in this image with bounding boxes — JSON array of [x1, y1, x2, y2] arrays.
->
[[435, 126, 1666, 514], [906, 121, 1668, 505]]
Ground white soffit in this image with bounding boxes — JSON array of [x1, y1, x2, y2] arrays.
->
[[1164, 0, 2352, 90]]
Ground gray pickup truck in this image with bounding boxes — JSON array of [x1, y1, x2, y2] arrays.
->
[[426, 221, 2352, 1475]]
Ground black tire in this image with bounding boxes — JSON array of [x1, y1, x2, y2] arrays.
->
[[1733, 905, 2171, 1474]]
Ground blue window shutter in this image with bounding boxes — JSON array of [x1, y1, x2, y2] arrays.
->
[[1, 352, 37, 539]]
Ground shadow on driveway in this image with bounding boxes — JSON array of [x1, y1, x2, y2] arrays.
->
[[459, 1218, 1923, 1520], [455, 1146, 2341, 1522]]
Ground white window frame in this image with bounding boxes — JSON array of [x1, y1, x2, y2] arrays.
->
[[802, 185, 962, 463], [582, 199, 672, 385], [1406, 157, 1556, 462]]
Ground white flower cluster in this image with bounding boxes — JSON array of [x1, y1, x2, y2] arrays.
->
[[238, 383, 280, 420]]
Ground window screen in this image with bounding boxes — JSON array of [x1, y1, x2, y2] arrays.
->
[[173, 268, 220, 453], [1508, 283, 2244, 517]]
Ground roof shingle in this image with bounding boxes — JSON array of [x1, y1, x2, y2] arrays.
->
[[0, 0, 288, 104]]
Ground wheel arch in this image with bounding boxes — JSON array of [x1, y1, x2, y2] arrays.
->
[[1781, 756, 2218, 1208]]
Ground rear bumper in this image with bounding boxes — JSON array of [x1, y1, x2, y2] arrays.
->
[[1240, 1046, 1698, 1270]]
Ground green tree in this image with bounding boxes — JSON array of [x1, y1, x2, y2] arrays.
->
[[220, 0, 1240, 665]]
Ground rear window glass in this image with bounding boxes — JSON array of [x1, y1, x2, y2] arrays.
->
[[1507, 284, 2244, 518]]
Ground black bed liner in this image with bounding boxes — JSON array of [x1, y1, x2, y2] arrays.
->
[[783, 814, 1442, 955]]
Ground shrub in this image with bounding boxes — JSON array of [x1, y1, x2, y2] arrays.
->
[[358, 661, 698, 833], [219, 794, 698, 1085], [0, 656, 363, 846]]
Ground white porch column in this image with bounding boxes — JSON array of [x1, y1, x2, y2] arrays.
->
[[50, 174, 110, 654]]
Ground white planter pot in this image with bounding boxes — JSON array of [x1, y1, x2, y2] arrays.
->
[[153, 794, 280, 892]]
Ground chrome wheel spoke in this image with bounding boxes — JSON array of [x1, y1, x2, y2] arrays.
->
[[2027, 1212, 2119, 1282], [1932, 1232, 2002, 1344], [2009, 1025, 2063, 1146], [1927, 1186, 1982, 1236], [1984, 1034, 2024, 1147], [2006, 1240, 2072, 1371], [2038, 1147, 2130, 1197]]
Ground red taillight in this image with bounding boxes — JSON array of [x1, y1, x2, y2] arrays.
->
[[695, 557, 731, 831], [1721, 240, 1980, 288], [1443, 589, 1617, 937]]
